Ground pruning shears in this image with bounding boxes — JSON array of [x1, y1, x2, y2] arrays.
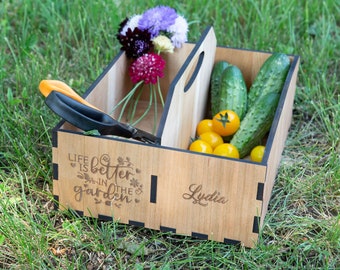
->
[[39, 80, 160, 144]]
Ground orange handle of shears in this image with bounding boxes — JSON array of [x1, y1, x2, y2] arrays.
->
[[39, 80, 100, 110]]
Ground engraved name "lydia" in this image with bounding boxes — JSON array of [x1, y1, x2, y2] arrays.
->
[[182, 184, 228, 207]]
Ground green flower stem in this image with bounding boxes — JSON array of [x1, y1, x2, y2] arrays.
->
[[118, 91, 135, 122], [109, 80, 144, 119], [153, 85, 158, 134], [109, 74, 164, 134], [131, 85, 153, 127], [155, 51, 165, 107], [127, 85, 144, 124], [157, 77, 164, 107]]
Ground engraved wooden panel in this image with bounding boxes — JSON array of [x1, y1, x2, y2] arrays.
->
[[53, 131, 266, 247]]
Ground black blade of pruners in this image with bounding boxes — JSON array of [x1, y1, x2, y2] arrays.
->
[[45, 91, 160, 144]]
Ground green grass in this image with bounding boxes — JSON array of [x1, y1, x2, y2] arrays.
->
[[1, 0, 339, 268]]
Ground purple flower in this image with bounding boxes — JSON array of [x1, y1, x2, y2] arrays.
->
[[129, 53, 166, 84], [117, 27, 153, 58], [138, 6, 178, 38]]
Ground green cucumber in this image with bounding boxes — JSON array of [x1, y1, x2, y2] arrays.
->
[[217, 65, 248, 120], [210, 61, 230, 116], [230, 92, 281, 158], [247, 53, 290, 108]]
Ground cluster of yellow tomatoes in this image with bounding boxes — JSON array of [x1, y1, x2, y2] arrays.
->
[[189, 110, 265, 162]]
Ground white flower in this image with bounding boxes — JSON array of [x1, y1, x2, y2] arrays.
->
[[167, 15, 188, 48], [152, 35, 174, 53], [120, 15, 142, 35]]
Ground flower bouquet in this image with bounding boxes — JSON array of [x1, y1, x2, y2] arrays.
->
[[111, 6, 188, 133]]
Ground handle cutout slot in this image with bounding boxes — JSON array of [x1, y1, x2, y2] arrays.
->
[[183, 51, 205, 93]]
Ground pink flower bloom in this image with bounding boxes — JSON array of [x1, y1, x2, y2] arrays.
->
[[129, 53, 166, 84]]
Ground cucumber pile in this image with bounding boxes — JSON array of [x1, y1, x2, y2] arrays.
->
[[210, 53, 290, 159]]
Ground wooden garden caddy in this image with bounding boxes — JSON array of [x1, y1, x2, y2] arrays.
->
[[51, 27, 300, 248]]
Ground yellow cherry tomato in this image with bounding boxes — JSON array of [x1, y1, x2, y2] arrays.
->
[[189, 139, 213, 154], [250, 145, 265, 162], [212, 110, 240, 136], [213, 143, 240, 159], [199, 131, 224, 149], [196, 119, 214, 136]]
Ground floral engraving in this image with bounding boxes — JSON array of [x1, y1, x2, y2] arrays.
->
[[68, 153, 142, 207]]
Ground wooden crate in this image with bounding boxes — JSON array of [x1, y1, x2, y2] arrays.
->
[[51, 26, 300, 248]]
